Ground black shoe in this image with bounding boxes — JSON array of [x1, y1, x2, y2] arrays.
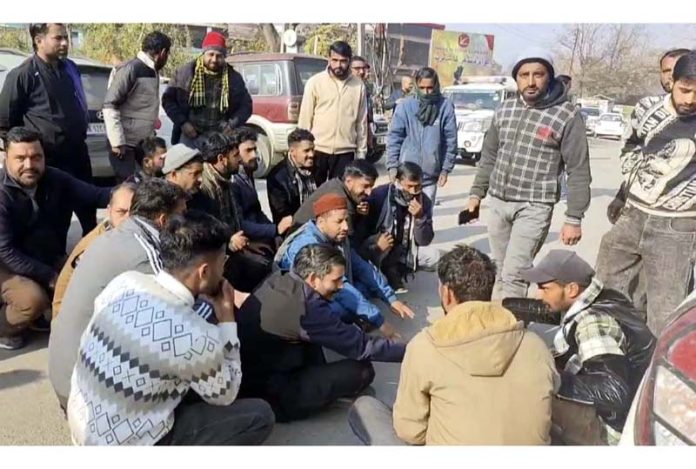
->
[[0, 335, 25, 350], [29, 316, 51, 333], [384, 267, 407, 293]]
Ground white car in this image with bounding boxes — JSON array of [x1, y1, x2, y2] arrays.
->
[[594, 113, 625, 140]]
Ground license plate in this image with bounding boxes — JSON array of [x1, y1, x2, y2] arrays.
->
[[377, 136, 387, 145], [87, 123, 106, 135]]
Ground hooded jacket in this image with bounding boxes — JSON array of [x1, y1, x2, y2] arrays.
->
[[470, 49, 591, 224], [393, 302, 558, 445]]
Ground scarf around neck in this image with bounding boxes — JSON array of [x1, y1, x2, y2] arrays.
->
[[189, 55, 229, 111], [288, 157, 317, 204], [415, 86, 442, 127], [201, 163, 240, 231]]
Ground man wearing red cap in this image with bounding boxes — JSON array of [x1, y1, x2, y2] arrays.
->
[[275, 193, 415, 339], [162, 31, 252, 148]]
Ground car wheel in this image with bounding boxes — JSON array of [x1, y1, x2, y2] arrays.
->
[[254, 131, 273, 178]]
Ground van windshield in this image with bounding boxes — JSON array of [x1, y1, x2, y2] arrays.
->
[[444, 90, 502, 111]]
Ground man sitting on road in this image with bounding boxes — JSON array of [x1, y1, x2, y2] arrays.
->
[[237, 244, 405, 422], [162, 143, 205, 196], [128, 136, 167, 184], [348, 245, 558, 445], [67, 211, 274, 446], [520, 250, 656, 445], [276, 193, 414, 338]]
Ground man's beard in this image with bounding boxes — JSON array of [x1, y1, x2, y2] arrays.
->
[[330, 66, 348, 79]]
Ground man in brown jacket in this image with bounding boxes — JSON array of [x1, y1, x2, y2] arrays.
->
[[348, 245, 559, 445], [52, 182, 136, 318], [298, 41, 368, 185]]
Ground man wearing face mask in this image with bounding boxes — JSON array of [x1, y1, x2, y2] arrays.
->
[[387, 67, 458, 206], [298, 41, 368, 185], [266, 128, 317, 224], [357, 162, 437, 292], [596, 52, 696, 335], [465, 47, 591, 300], [237, 244, 405, 422], [162, 31, 252, 148]]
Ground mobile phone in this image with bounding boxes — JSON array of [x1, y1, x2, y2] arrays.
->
[[458, 206, 480, 225]]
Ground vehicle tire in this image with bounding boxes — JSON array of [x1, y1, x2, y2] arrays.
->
[[254, 131, 273, 178]]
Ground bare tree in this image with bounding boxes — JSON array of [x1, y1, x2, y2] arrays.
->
[[260, 24, 281, 53]]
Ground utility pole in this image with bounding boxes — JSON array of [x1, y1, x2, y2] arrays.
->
[[357, 23, 364, 56]]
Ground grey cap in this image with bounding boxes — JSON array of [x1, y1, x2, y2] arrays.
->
[[512, 46, 555, 79], [162, 144, 201, 175], [519, 250, 595, 286]]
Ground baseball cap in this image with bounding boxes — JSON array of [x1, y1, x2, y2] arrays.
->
[[519, 250, 595, 286]]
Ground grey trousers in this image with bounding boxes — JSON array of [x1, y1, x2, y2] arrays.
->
[[487, 197, 554, 299], [348, 396, 405, 446], [595, 205, 696, 335], [422, 183, 438, 207]]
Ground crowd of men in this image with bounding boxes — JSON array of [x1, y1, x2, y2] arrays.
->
[[0, 23, 694, 446]]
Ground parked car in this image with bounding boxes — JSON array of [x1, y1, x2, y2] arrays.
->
[[594, 112, 625, 140], [621, 291, 696, 445], [0, 48, 114, 179], [579, 107, 601, 136]]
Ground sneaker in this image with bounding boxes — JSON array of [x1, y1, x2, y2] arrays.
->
[[0, 335, 25, 350], [29, 316, 51, 333]]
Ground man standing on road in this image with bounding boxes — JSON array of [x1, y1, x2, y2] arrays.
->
[[266, 128, 317, 224], [162, 31, 252, 148], [383, 76, 413, 112], [659, 48, 691, 93], [597, 52, 696, 335], [465, 48, 591, 299], [386, 67, 458, 205], [103, 31, 171, 181], [299, 41, 368, 185], [0, 23, 97, 235]]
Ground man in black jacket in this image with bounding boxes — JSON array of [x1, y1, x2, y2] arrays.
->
[[520, 250, 656, 445], [0, 23, 97, 235], [0, 127, 110, 350], [266, 128, 317, 224], [237, 244, 405, 422], [161, 31, 252, 148]]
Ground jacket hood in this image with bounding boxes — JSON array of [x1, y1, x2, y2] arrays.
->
[[425, 301, 525, 377]]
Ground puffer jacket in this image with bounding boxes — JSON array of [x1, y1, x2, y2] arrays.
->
[[386, 96, 458, 186], [102, 51, 161, 148]]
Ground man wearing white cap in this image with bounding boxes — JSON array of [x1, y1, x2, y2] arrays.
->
[[163, 143, 205, 195], [463, 47, 592, 299]]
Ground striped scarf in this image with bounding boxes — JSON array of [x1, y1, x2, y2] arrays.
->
[[288, 158, 317, 205], [201, 163, 241, 232], [189, 55, 229, 111]]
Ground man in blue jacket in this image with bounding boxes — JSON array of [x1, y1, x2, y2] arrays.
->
[[275, 194, 415, 339], [238, 244, 406, 422], [387, 67, 458, 205]]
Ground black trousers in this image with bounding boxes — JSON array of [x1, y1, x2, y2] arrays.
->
[[45, 139, 97, 235], [225, 248, 273, 293], [240, 344, 375, 423], [314, 151, 355, 186], [156, 397, 275, 446]]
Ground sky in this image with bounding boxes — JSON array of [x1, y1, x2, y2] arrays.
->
[[445, 23, 695, 71]]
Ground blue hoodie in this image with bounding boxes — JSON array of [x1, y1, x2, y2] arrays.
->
[[387, 96, 458, 185], [276, 221, 397, 327]]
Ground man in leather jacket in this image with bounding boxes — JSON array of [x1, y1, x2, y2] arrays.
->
[[518, 250, 655, 445]]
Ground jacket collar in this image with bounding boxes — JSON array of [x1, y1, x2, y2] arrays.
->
[[137, 51, 158, 73]]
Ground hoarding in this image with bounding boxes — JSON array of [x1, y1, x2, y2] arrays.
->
[[429, 30, 495, 87]]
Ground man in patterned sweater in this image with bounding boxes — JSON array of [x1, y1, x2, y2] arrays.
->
[[464, 47, 592, 299], [598, 51, 696, 335], [67, 211, 274, 445]]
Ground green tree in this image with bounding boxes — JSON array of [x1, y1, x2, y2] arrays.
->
[[302, 24, 357, 56], [0, 26, 31, 52]]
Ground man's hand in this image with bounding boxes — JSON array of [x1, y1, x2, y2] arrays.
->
[[181, 122, 198, 139], [207, 280, 236, 323], [390, 300, 415, 319], [357, 201, 370, 216], [408, 197, 424, 218], [560, 223, 582, 246], [438, 173, 448, 188], [277, 216, 293, 236], [111, 145, 131, 160], [376, 232, 395, 252], [607, 197, 625, 225], [379, 322, 401, 340], [229, 231, 248, 252], [466, 197, 481, 223]]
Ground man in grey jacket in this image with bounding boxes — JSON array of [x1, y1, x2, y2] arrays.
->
[[48, 179, 187, 409], [464, 48, 591, 299], [103, 31, 171, 181]]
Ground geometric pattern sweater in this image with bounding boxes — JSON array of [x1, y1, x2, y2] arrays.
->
[[67, 271, 242, 445]]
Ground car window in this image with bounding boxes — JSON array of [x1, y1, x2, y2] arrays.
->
[[294, 58, 328, 92], [259, 64, 281, 96], [79, 67, 110, 111], [242, 64, 261, 95], [443, 90, 502, 111]]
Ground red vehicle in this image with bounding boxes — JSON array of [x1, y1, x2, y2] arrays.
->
[[227, 53, 327, 176], [626, 293, 696, 445]]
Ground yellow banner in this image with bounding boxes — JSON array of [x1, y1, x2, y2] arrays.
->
[[429, 30, 495, 87]]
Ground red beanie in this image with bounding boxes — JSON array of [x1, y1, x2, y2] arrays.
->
[[202, 31, 227, 54], [313, 194, 348, 217]]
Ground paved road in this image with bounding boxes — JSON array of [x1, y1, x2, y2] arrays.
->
[[0, 137, 624, 445]]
